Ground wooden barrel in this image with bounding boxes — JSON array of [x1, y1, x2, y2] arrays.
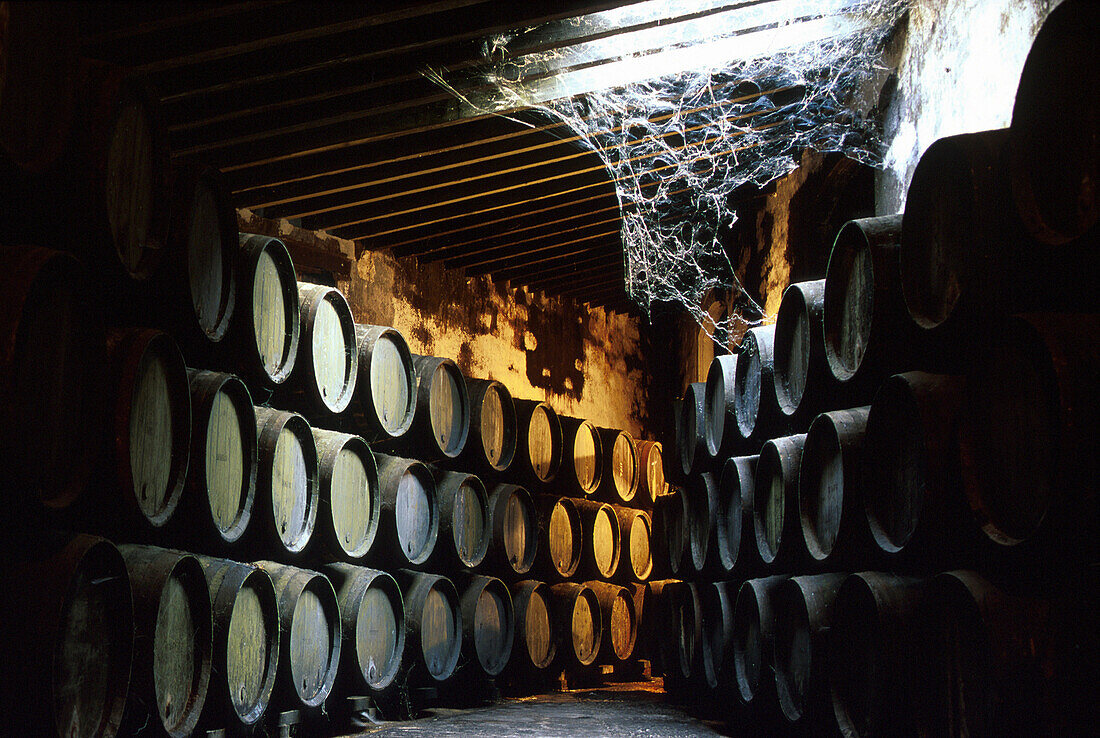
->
[[255, 562, 342, 709], [677, 382, 709, 477], [402, 354, 470, 461], [0, 245, 101, 510], [799, 407, 874, 569], [959, 314, 1099, 559], [509, 580, 556, 672], [630, 581, 655, 665], [732, 575, 787, 709], [0, 1, 78, 172], [699, 580, 736, 694], [290, 282, 358, 418], [432, 470, 490, 570], [586, 581, 637, 663], [195, 557, 280, 729], [735, 324, 782, 442], [1009, 0, 1100, 245], [105, 327, 192, 529], [371, 453, 438, 568], [485, 483, 537, 578], [636, 440, 667, 506], [118, 545, 212, 738], [558, 415, 603, 496], [704, 354, 738, 458], [652, 485, 691, 578], [164, 164, 238, 347], [574, 499, 621, 581], [865, 372, 972, 565], [311, 428, 379, 561], [182, 369, 257, 549], [613, 506, 653, 583], [753, 434, 807, 571], [774, 280, 829, 420], [534, 494, 582, 580], [596, 427, 639, 505], [829, 572, 925, 737], [323, 563, 405, 694], [772, 573, 846, 729], [657, 581, 703, 694], [394, 570, 463, 682], [253, 407, 319, 557], [687, 472, 719, 574], [348, 324, 416, 443], [716, 455, 757, 576], [547, 582, 602, 668], [514, 398, 563, 487], [234, 234, 300, 392], [462, 378, 517, 477], [458, 575, 515, 677], [0, 534, 133, 738], [824, 215, 918, 390]]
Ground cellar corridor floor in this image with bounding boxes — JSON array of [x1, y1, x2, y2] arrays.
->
[[340, 679, 733, 737]]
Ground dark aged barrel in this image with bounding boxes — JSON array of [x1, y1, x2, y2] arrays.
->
[[824, 215, 918, 389], [677, 382, 709, 477], [323, 563, 405, 694], [432, 470, 490, 570], [181, 370, 256, 549], [558, 416, 603, 496], [195, 557, 279, 729], [371, 453, 438, 568], [652, 485, 691, 578], [773, 573, 846, 729], [253, 407, 319, 557], [773, 280, 829, 419], [613, 506, 653, 583], [533, 495, 582, 580], [458, 575, 515, 677], [0, 2, 78, 172], [830, 572, 924, 738], [164, 164, 237, 346], [754, 434, 808, 571], [513, 398, 562, 487], [865, 372, 971, 565], [596, 427, 639, 505], [289, 282, 358, 418], [510, 581, 556, 672], [658, 581, 703, 694], [105, 328, 192, 529], [914, 570, 1062, 737], [394, 570, 463, 682], [636, 440, 667, 506], [348, 325, 415, 443], [735, 324, 782, 442], [959, 314, 1099, 558], [0, 245, 101, 509], [716, 455, 758, 576], [631, 581, 656, 665], [234, 234, 300, 393], [699, 581, 736, 694], [311, 428, 379, 561], [1010, 1, 1100, 245], [255, 562, 341, 709], [118, 546, 212, 738], [732, 575, 787, 709], [687, 472, 719, 574], [485, 484, 537, 578], [705, 354, 738, 458], [574, 499, 621, 581], [407, 354, 470, 461], [587, 581, 637, 663], [0, 535, 133, 738], [548, 583, 602, 668], [799, 407, 874, 570], [461, 378, 517, 477]]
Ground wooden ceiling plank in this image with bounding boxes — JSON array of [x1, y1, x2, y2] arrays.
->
[[452, 229, 621, 272], [426, 216, 622, 266]]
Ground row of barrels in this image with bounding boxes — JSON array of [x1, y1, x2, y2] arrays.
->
[[0, 534, 649, 737], [648, 568, 1095, 736]]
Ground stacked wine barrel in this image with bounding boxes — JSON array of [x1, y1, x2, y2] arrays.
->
[[653, 7, 1098, 735]]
